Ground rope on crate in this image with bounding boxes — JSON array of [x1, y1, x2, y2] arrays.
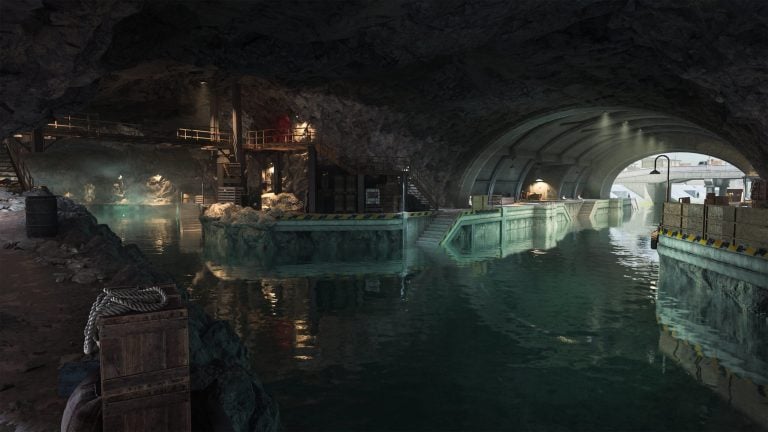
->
[[83, 286, 168, 355]]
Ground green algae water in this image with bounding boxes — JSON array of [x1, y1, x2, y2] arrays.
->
[[88, 206, 768, 431]]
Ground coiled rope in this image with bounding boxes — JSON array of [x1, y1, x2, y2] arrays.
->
[[83, 286, 168, 355]]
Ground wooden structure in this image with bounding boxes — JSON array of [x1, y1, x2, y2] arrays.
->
[[98, 284, 190, 431], [662, 202, 768, 251]]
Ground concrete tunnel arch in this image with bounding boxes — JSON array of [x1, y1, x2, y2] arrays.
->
[[454, 106, 756, 205]]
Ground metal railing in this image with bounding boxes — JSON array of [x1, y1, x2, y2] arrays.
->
[[46, 113, 142, 137], [177, 128, 232, 144], [4, 138, 34, 191], [408, 166, 439, 210], [357, 156, 410, 174], [245, 129, 315, 150]]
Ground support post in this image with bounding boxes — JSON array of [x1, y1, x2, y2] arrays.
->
[[357, 174, 365, 213], [246, 153, 261, 209], [32, 128, 44, 153], [231, 82, 244, 174], [209, 92, 219, 139], [273, 153, 282, 194], [401, 171, 408, 248], [401, 170, 408, 212], [308, 146, 317, 213]]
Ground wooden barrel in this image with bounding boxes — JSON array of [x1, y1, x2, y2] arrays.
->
[[25, 195, 58, 237]]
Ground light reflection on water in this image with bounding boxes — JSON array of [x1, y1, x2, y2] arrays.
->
[[88, 205, 767, 432]]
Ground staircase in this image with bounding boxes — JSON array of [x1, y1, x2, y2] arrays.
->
[[406, 181, 431, 211], [0, 145, 17, 186], [2, 139, 35, 191], [0, 142, 23, 191], [578, 200, 595, 218], [416, 210, 462, 248]]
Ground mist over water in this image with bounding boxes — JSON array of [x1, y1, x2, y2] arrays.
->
[[88, 206, 767, 431]]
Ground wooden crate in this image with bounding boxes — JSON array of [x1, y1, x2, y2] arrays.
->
[[98, 285, 191, 431]]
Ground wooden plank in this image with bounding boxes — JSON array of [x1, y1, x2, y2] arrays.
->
[[143, 405, 170, 431], [125, 333, 145, 375], [100, 316, 187, 338], [140, 330, 167, 371], [100, 337, 126, 380], [103, 379, 189, 405], [101, 307, 186, 326], [103, 413, 123, 431], [664, 203, 682, 216], [104, 390, 190, 414], [682, 204, 704, 218], [165, 328, 189, 368], [102, 366, 189, 397], [735, 224, 768, 246], [167, 401, 191, 431], [736, 207, 768, 225], [707, 205, 725, 220]]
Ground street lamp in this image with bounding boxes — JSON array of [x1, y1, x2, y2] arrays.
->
[[649, 154, 671, 203]]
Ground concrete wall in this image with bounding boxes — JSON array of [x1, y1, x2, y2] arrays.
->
[[656, 252, 768, 427], [447, 201, 619, 251], [202, 211, 434, 264], [657, 235, 768, 293]]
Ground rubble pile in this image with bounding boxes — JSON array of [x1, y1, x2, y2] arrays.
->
[[0, 189, 25, 212], [262, 192, 303, 212]]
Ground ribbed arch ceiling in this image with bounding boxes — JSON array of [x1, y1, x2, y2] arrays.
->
[[455, 107, 756, 204]]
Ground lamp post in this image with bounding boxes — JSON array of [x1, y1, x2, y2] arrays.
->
[[649, 154, 671, 203]]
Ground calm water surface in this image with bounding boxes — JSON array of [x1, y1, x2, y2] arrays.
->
[[89, 205, 767, 431]]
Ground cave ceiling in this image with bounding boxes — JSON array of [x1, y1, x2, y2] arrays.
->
[[2, 0, 767, 197]]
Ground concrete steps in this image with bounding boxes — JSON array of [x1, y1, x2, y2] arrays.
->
[[578, 200, 595, 218], [416, 210, 462, 248]]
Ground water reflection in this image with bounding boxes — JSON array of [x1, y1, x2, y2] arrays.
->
[[86, 205, 766, 431]]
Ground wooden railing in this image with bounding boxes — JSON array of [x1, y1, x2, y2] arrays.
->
[[4, 138, 34, 191]]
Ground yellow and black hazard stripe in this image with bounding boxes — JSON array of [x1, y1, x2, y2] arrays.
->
[[404, 211, 435, 218], [660, 228, 768, 259], [275, 212, 402, 221]]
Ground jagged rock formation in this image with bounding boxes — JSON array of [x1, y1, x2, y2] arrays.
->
[[0, 191, 280, 431], [2, 0, 767, 205]]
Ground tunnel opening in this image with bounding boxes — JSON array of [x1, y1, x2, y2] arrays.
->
[[610, 152, 750, 207], [455, 107, 758, 207]]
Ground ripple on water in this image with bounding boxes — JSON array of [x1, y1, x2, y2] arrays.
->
[[88, 207, 767, 431]]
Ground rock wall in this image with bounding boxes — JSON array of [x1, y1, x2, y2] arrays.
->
[[24, 139, 208, 205], [3, 1, 768, 205], [0, 190, 280, 432], [657, 254, 768, 381]]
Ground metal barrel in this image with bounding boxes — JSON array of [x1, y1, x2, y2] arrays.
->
[[25, 195, 58, 237]]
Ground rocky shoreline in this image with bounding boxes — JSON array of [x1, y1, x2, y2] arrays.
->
[[0, 188, 279, 431], [201, 202, 403, 266]]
